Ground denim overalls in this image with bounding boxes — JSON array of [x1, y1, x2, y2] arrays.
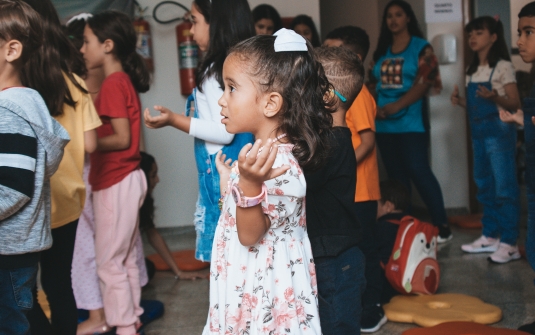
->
[[522, 89, 535, 270], [186, 89, 254, 261], [466, 66, 520, 245]]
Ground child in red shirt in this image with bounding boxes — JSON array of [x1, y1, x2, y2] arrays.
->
[[81, 11, 151, 335]]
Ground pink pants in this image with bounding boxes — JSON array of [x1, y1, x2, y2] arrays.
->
[[72, 160, 148, 310], [93, 169, 147, 335]]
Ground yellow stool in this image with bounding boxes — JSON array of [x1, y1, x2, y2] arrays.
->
[[402, 321, 531, 335], [384, 293, 502, 327]]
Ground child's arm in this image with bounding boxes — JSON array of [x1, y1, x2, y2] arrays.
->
[[0, 114, 36, 220], [499, 109, 524, 126], [451, 84, 466, 107], [144, 106, 192, 133], [215, 151, 234, 196], [377, 82, 431, 118], [235, 139, 289, 246], [476, 82, 521, 111], [84, 129, 97, 153], [145, 105, 234, 145], [145, 227, 205, 280], [355, 129, 375, 163], [97, 118, 130, 151]]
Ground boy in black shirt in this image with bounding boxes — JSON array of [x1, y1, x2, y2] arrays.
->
[[306, 46, 365, 334]]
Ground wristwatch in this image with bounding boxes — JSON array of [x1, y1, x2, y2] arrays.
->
[[232, 183, 267, 208]]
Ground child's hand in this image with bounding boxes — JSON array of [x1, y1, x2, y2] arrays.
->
[[377, 103, 398, 119], [499, 109, 524, 126], [476, 85, 497, 100], [237, 139, 290, 188], [215, 150, 234, 190], [144, 105, 176, 129], [451, 85, 460, 106]]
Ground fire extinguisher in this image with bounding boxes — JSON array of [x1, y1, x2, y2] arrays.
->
[[152, 1, 198, 96], [133, 15, 154, 72], [176, 21, 198, 96]]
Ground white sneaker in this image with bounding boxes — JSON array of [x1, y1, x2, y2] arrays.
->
[[461, 235, 499, 253], [488, 243, 521, 264]]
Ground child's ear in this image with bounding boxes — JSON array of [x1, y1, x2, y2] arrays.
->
[[103, 39, 114, 54], [491, 33, 498, 43], [385, 200, 396, 213], [263, 92, 283, 118], [5, 40, 23, 63]]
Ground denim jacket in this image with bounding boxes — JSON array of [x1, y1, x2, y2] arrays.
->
[[186, 89, 254, 261]]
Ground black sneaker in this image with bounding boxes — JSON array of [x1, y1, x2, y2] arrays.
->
[[361, 305, 387, 333], [519, 321, 535, 334], [437, 225, 452, 244]]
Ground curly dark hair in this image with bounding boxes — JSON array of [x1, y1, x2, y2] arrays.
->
[[229, 35, 333, 172], [373, 0, 423, 62]]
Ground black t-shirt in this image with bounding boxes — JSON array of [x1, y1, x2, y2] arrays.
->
[[305, 127, 361, 258]]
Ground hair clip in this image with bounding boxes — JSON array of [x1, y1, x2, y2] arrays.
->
[[66, 13, 93, 26], [273, 28, 308, 52], [332, 89, 347, 102], [494, 14, 500, 22]]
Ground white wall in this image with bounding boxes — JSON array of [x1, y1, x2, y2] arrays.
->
[[137, 0, 320, 227]]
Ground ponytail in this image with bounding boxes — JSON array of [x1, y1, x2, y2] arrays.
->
[[124, 50, 150, 93], [87, 11, 151, 93]]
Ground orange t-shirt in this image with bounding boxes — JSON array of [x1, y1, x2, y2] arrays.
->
[[345, 85, 380, 202]]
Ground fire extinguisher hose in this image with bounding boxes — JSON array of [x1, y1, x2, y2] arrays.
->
[[152, 1, 190, 24]]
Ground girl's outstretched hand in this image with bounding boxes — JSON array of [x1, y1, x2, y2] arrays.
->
[[144, 105, 176, 129], [499, 109, 524, 126], [238, 139, 290, 187], [215, 150, 234, 190], [476, 85, 497, 100]]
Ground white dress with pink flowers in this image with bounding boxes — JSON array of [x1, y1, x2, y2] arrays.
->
[[202, 144, 321, 335]]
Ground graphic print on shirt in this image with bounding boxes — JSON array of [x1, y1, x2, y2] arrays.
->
[[380, 58, 404, 89]]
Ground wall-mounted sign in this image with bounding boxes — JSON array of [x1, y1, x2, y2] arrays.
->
[[425, 0, 462, 23]]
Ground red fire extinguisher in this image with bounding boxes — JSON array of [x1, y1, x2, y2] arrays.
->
[[133, 17, 154, 72], [176, 21, 198, 96]]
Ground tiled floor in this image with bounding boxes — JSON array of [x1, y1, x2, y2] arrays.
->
[[141, 221, 535, 335]]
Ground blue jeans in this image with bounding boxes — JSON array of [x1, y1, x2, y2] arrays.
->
[[524, 103, 535, 271], [472, 129, 520, 245], [315, 246, 366, 335], [0, 265, 38, 335], [376, 132, 448, 226]]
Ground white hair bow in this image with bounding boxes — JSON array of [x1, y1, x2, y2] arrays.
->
[[66, 13, 93, 26], [273, 28, 308, 52]]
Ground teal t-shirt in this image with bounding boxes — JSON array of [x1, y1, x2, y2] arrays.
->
[[373, 36, 429, 133]]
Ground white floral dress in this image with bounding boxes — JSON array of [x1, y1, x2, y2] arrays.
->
[[202, 144, 321, 335]]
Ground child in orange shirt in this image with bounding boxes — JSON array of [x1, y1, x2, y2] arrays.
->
[[323, 26, 384, 333]]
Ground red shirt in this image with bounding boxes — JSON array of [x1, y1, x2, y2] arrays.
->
[[89, 72, 141, 191]]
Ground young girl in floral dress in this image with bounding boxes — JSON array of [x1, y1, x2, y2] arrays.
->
[[203, 29, 333, 335]]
